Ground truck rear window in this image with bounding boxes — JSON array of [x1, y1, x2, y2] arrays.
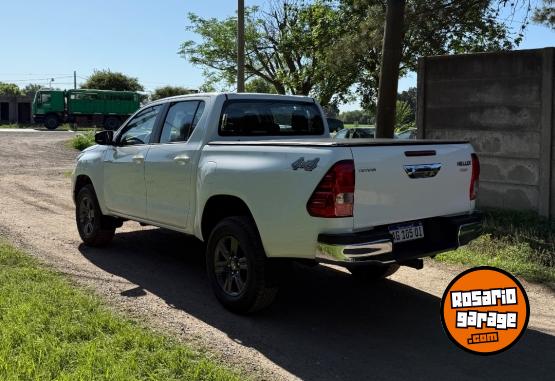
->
[[219, 100, 324, 136]]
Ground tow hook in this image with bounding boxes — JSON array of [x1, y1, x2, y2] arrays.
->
[[399, 258, 424, 270]]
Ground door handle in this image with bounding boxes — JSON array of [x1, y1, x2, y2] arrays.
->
[[174, 154, 190, 165], [132, 154, 144, 164]]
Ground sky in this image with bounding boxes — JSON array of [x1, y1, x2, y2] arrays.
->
[[0, 0, 553, 111]]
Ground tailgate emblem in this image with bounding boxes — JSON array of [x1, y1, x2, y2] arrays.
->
[[404, 163, 442, 179]]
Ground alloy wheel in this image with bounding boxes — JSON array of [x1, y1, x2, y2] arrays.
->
[[213, 236, 249, 296]]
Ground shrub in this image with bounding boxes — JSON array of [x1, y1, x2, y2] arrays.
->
[[70, 130, 96, 151]]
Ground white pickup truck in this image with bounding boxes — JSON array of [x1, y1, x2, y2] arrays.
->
[[72, 93, 482, 313]]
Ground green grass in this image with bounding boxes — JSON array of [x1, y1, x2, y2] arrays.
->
[[0, 123, 92, 131], [436, 209, 555, 284], [70, 130, 96, 151], [0, 240, 242, 381], [343, 124, 374, 129], [0, 123, 36, 129]]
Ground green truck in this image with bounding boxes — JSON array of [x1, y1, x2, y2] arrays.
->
[[32, 89, 141, 130]]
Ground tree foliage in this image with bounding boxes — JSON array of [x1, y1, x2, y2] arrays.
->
[[180, 0, 351, 106], [22, 83, 43, 97], [151, 86, 196, 101], [395, 100, 415, 131], [81, 70, 144, 92], [339, 109, 374, 125], [0, 83, 21, 96], [533, 0, 554, 29], [181, 0, 529, 109], [245, 78, 277, 93], [338, 0, 529, 109], [397, 86, 417, 123]]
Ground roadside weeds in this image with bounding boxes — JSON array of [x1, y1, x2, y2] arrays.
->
[[0, 240, 243, 381]]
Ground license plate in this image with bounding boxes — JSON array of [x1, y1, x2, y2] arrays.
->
[[389, 222, 424, 243]]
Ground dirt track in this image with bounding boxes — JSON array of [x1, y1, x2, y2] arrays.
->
[[0, 130, 554, 381]]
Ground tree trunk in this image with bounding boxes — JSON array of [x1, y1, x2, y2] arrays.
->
[[375, 0, 406, 138]]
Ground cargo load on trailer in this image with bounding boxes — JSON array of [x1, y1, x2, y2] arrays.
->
[[32, 89, 141, 130]]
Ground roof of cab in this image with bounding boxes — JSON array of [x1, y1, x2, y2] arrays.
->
[[147, 92, 316, 106]]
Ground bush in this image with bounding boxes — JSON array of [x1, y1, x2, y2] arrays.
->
[[70, 130, 96, 151]]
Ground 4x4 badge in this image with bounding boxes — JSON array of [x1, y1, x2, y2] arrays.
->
[[292, 157, 320, 171]]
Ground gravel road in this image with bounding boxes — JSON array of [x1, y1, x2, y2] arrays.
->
[[0, 130, 554, 381]]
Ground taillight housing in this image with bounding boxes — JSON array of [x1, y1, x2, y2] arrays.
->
[[307, 160, 355, 217], [470, 153, 480, 200]]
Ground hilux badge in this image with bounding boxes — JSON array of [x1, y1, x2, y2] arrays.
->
[[292, 157, 320, 171]]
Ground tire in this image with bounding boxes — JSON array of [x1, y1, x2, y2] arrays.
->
[[348, 264, 400, 281], [206, 216, 278, 313], [104, 116, 120, 130], [44, 115, 59, 130], [75, 185, 116, 246]]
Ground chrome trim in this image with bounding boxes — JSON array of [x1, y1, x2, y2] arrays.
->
[[458, 221, 482, 246], [404, 163, 442, 179], [316, 239, 393, 263]]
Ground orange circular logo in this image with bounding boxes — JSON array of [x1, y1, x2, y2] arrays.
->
[[441, 266, 529, 355]]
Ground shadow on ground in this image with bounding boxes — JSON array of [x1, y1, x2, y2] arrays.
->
[[79, 228, 555, 381]]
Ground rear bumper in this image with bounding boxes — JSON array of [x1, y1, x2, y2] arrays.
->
[[316, 211, 483, 266]]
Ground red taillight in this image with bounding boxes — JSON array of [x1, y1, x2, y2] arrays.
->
[[470, 153, 480, 200], [307, 160, 355, 218]]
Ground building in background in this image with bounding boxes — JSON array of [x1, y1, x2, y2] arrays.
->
[[0, 94, 33, 124]]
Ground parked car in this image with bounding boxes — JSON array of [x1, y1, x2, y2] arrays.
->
[[72, 93, 482, 313], [395, 128, 418, 139], [334, 126, 375, 139], [326, 117, 344, 133]]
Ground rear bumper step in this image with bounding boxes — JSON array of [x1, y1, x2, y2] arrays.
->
[[316, 211, 483, 266]]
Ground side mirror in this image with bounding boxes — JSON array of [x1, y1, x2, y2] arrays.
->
[[95, 130, 114, 145]]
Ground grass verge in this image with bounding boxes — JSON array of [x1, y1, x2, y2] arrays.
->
[[70, 130, 96, 151], [0, 123, 36, 129], [0, 240, 241, 381], [436, 209, 555, 284]]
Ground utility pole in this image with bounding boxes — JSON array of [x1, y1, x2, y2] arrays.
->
[[237, 0, 245, 92], [74, 70, 77, 89], [375, 0, 406, 138]]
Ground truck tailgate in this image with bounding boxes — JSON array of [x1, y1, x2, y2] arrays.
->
[[351, 143, 473, 229]]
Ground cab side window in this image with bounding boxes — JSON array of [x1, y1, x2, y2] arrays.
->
[[159, 101, 205, 143], [119, 105, 161, 146]]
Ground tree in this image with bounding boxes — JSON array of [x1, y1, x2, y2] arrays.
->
[[151, 86, 196, 101], [338, 0, 529, 111], [22, 83, 43, 97], [338, 0, 530, 136], [180, 1, 353, 106], [0, 83, 21, 96], [375, 0, 406, 138], [397, 86, 417, 123], [181, 1, 529, 117], [339, 109, 374, 125], [533, 0, 554, 29], [81, 70, 144, 91], [395, 100, 414, 131], [245, 78, 277, 93]]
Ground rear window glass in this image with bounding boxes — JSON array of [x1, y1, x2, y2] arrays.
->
[[219, 100, 324, 136]]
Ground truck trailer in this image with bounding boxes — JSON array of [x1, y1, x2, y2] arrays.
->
[[32, 89, 141, 130]]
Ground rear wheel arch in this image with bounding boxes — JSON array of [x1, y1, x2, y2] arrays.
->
[[201, 195, 258, 242]]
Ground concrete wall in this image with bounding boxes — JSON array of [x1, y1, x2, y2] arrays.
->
[[0, 95, 34, 124], [417, 48, 554, 218]]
